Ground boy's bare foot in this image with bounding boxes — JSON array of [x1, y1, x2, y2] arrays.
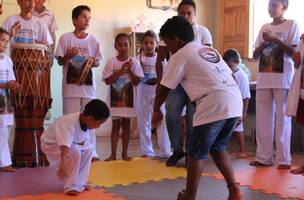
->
[[66, 190, 79, 196], [227, 183, 243, 200], [177, 189, 190, 200], [277, 164, 291, 170], [236, 153, 247, 159], [91, 157, 100, 162], [84, 184, 92, 191], [290, 166, 304, 174], [0, 166, 16, 172], [122, 154, 132, 161], [249, 160, 272, 167], [104, 155, 116, 161], [141, 155, 154, 158]]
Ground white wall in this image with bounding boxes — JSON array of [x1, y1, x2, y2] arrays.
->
[[0, 0, 177, 136]]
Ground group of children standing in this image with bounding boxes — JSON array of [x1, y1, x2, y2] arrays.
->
[[0, 0, 304, 199]]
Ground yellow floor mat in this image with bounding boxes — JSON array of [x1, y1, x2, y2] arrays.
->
[[1, 189, 125, 200], [89, 158, 186, 187]]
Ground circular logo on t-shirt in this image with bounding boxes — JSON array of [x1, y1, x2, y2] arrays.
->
[[198, 48, 220, 63]]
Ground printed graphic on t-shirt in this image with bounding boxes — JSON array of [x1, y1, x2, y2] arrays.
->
[[14, 28, 35, 44], [259, 31, 284, 73], [0, 70, 13, 115], [110, 71, 133, 108], [67, 55, 93, 85], [198, 47, 220, 63]]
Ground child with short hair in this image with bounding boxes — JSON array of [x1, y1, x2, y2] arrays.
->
[[2, 0, 52, 46], [136, 30, 171, 158], [223, 49, 251, 159], [250, 0, 300, 169], [0, 28, 21, 172], [55, 5, 103, 161], [102, 33, 144, 161], [153, 16, 243, 200], [40, 99, 109, 195], [157, 0, 213, 167], [33, 0, 58, 55]]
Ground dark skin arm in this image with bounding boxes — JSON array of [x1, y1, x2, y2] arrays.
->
[[156, 45, 168, 90], [57, 47, 79, 66], [152, 85, 171, 128]]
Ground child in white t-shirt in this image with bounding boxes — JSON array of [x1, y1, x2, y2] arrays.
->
[[0, 28, 21, 172], [102, 33, 144, 161], [33, 0, 58, 57], [156, 0, 213, 167], [55, 5, 103, 161], [223, 49, 251, 159], [136, 30, 171, 158], [152, 16, 243, 200], [2, 0, 52, 46], [41, 99, 109, 195], [250, 0, 300, 169]]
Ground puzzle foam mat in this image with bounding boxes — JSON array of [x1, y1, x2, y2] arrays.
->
[[89, 157, 187, 187]]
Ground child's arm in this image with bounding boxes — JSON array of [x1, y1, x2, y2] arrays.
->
[[123, 60, 141, 86], [57, 145, 69, 180], [262, 31, 296, 56], [242, 98, 249, 121], [104, 67, 124, 85], [0, 80, 20, 91], [57, 47, 78, 66], [253, 41, 269, 59]]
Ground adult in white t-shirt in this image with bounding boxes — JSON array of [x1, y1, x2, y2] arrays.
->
[[251, 1, 300, 169], [2, 0, 52, 46], [156, 0, 213, 167], [40, 99, 109, 195], [55, 5, 103, 161], [152, 16, 243, 200]]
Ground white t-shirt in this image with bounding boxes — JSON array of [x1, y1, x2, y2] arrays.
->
[[159, 23, 212, 46], [137, 53, 157, 82], [55, 32, 103, 98], [192, 23, 213, 46], [2, 15, 53, 46], [233, 68, 251, 99], [161, 42, 243, 126], [33, 8, 58, 34], [41, 112, 93, 150], [0, 54, 15, 127], [102, 56, 144, 117], [254, 19, 300, 89]]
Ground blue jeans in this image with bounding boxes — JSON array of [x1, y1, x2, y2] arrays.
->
[[188, 118, 238, 160], [165, 84, 195, 152]]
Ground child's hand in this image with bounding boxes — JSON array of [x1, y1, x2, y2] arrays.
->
[[57, 163, 68, 180], [6, 80, 21, 91], [293, 51, 301, 69], [152, 110, 163, 130], [300, 34, 304, 44], [64, 47, 79, 61], [262, 31, 276, 43], [11, 21, 21, 37], [122, 60, 132, 72]]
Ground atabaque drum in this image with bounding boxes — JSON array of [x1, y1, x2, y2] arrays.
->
[[11, 43, 52, 167]]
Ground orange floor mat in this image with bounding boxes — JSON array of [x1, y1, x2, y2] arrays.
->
[[1, 189, 125, 200], [207, 166, 304, 199]]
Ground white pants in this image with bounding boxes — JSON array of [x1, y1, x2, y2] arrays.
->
[[0, 126, 12, 167], [256, 89, 291, 165], [63, 97, 99, 158], [41, 142, 93, 192], [136, 84, 172, 157]]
